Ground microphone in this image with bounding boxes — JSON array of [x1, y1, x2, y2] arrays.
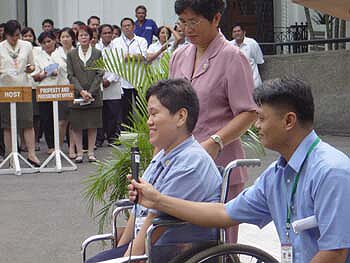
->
[[131, 146, 140, 203]]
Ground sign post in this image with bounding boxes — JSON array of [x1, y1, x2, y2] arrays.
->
[[36, 84, 77, 173], [0, 86, 38, 175]]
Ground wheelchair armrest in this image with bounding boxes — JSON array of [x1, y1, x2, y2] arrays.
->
[[152, 214, 188, 226], [81, 233, 114, 262], [97, 255, 148, 263], [115, 199, 134, 207]]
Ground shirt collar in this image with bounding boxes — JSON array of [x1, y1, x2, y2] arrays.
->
[[275, 130, 319, 173], [151, 135, 195, 168], [122, 33, 135, 43], [232, 37, 247, 47]]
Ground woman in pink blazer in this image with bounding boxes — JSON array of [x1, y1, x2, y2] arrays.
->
[[170, 0, 257, 243]]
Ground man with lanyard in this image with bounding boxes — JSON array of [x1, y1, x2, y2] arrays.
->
[[129, 77, 350, 263], [134, 5, 158, 47], [95, 24, 123, 147], [86, 79, 222, 262], [230, 23, 264, 89], [112, 17, 148, 128]]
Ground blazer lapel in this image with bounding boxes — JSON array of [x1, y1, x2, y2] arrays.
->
[[191, 33, 225, 81], [179, 46, 196, 82]]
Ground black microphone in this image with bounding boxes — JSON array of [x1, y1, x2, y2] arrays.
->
[[131, 146, 140, 203]]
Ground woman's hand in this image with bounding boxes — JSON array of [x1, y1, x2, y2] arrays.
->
[[102, 79, 110, 88], [25, 64, 35, 74], [80, 90, 92, 101], [51, 70, 58, 77], [201, 138, 221, 160], [32, 71, 47, 82]]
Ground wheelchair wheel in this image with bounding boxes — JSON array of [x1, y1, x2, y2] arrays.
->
[[184, 243, 278, 263]]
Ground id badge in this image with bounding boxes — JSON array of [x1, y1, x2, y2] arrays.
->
[[281, 243, 293, 263]]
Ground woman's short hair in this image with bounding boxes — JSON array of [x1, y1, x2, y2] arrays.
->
[[4, 20, 21, 37], [146, 79, 200, 133], [157, 26, 172, 40], [38, 31, 56, 44], [21, 27, 37, 46], [175, 0, 226, 21], [58, 27, 76, 47], [253, 76, 314, 125], [76, 24, 93, 40]]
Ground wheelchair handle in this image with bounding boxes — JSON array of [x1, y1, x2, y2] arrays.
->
[[226, 159, 261, 170]]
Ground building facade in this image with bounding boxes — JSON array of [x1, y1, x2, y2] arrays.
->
[[1, 0, 349, 45]]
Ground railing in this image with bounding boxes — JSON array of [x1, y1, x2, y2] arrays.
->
[[259, 38, 350, 55]]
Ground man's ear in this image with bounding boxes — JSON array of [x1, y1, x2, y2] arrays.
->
[[284, 112, 297, 131], [176, 108, 188, 128]]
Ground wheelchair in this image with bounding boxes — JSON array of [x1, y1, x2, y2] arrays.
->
[[82, 159, 279, 263]]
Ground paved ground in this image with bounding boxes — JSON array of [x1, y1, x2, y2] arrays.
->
[[0, 134, 349, 263]]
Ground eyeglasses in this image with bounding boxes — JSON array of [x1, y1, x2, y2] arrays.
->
[[178, 19, 202, 29]]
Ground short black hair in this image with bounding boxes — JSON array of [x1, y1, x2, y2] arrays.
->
[[120, 17, 135, 27], [232, 23, 245, 31], [146, 79, 200, 133], [157, 26, 172, 40], [98, 24, 112, 35], [38, 31, 56, 44], [87, 16, 100, 26], [253, 77, 314, 125], [175, 0, 226, 21], [4, 20, 21, 37], [73, 20, 85, 26], [21, 27, 37, 46], [0, 23, 5, 28], [58, 27, 76, 47], [112, 25, 121, 36], [42, 18, 54, 27], [135, 5, 147, 13]]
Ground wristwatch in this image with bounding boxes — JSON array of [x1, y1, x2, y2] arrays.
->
[[210, 134, 224, 151]]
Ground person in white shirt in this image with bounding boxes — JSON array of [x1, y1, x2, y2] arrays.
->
[[146, 26, 172, 67], [52, 27, 76, 158], [95, 24, 123, 147], [230, 23, 264, 89], [112, 17, 147, 128], [21, 26, 41, 152], [0, 20, 40, 166], [32, 31, 63, 155]]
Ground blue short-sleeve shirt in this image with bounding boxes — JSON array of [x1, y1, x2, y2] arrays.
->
[[134, 19, 158, 46], [225, 130, 350, 262], [136, 135, 222, 243]]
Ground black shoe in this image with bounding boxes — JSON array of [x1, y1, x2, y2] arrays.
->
[[27, 158, 41, 168], [95, 141, 103, 148]]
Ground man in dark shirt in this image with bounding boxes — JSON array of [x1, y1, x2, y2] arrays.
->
[[134, 5, 158, 46]]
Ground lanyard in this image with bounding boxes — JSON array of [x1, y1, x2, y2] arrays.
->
[[285, 137, 320, 240]]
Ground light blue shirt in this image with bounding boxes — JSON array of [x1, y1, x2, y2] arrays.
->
[[137, 135, 222, 243], [225, 130, 350, 262]]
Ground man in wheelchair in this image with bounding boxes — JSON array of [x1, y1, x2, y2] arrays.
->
[[129, 77, 350, 263], [86, 79, 222, 262]]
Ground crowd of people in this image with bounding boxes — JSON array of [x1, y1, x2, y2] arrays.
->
[[3, 1, 348, 262], [0, 5, 188, 165]]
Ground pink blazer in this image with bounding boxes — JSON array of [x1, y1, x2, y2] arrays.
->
[[169, 33, 256, 185]]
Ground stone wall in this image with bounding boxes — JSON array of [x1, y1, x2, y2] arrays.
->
[[260, 50, 350, 135]]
